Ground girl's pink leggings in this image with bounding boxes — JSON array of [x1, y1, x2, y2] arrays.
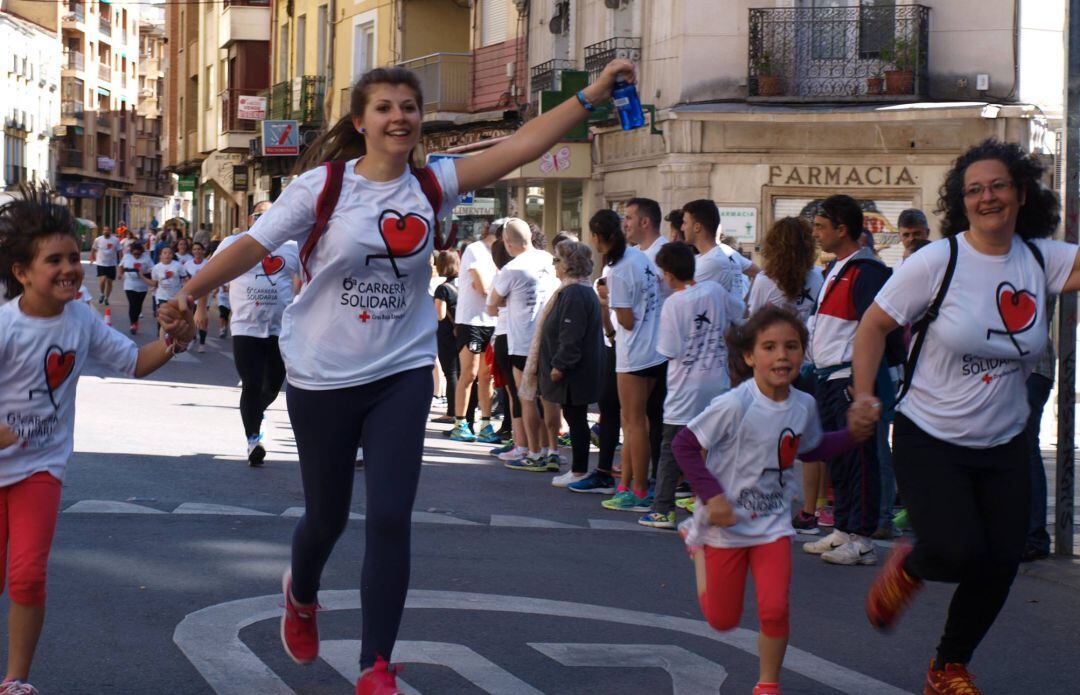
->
[[0, 472, 62, 606], [698, 536, 791, 638]]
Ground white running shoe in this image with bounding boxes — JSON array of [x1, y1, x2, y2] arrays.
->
[[822, 536, 878, 565], [497, 446, 529, 462], [802, 529, 850, 555], [551, 470, 587, 488], [197, 344, 206, 353], [247, 435, 266, 467]]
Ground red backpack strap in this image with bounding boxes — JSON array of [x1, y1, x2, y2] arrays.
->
[[299, 160, 346, 281], [411, 164, 456, 251]]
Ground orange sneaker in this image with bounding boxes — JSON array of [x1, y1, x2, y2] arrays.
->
[[866, 539, 922, 630], [924, 661, 982, 694], [356, 656, 405, 695], [752, 682, 781, 695]]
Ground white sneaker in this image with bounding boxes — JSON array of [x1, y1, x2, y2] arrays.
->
[[497, 446, 528, 462], [197, 344, 206, 353], [551, 471, 587, 488], [802, 529, 850, 555], [247, 435, 266, 467], [822, 536, 878, 565]]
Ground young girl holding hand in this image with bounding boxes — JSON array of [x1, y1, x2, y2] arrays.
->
[[674, 306, 871, 695]]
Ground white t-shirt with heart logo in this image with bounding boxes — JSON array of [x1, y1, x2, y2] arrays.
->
[[876, 233, 1077, 447], [216, 235, 301, 339], [685, 378, 823, 548], [247, 158, 459, 389], [151, 261, 183, 301], [92, 235, 119, 266], [0, 298, 137, 487], [120, 253, 151, 292]]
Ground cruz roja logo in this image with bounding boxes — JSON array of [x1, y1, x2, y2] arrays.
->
[[174, 590, 906, 694]]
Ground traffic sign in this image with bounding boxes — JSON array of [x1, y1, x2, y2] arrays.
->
[[262, 120, 300, 156]]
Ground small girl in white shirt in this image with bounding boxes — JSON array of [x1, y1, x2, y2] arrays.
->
[[148, 245, 183, 322], [674, 306, 870, 695], [0, 186, 193, 691]]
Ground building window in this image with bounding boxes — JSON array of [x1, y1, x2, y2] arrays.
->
[[481, 0, 508, 47], [316, 5, 328, 77], [810, 0, 847, 61], [352, 17, 375, 81], [296, 15, 307, 76], [204, 65, 212, 108], [278, 24, 288, 81], [4, 133, 27, 186], [858, 0, 895, 58]]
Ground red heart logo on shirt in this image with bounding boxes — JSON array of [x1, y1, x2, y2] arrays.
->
[[995, 282, 1037, 334], [44, 346, 76, 408], [261, 255, 285, 276], [777, 428, 800, 470], [165, 271, 174, 279], [134, 263, 141, 271], [378, 211, 430, 258]]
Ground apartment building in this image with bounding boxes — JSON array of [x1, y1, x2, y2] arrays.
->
[[527, 0, 1064, 259], [164, 0, 270, 236], [130, 5, 167, 230], [54, 0, 141, 229], [1, 1, 61, 191]]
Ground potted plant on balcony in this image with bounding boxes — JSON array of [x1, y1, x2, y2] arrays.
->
[[881, 37, 918, 95], [867, 65, 884, 96], [754, 51, 782, 97]]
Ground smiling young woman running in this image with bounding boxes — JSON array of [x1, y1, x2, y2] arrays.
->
[[161, 59, 637, 695]]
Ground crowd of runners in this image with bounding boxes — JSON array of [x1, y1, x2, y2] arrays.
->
[[0, 54, 1076, 695]]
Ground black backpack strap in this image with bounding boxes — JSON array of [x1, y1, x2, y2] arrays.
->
[[898, 235, 958, 402], [1024, 239, 1046, 271]]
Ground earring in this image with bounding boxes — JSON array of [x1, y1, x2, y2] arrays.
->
[[358, 127, 366, 134]]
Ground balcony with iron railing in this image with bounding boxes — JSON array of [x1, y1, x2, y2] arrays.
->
[[748, 4, 930, 101], [61, 100, 85, 120], [268, 81, 290, 120], [63, 2, 85, 24], [291, 76, 325, 126], [584, 37, 641, 82], [98, 63, 111, 83], [399, 53, 470, 114], [64, 51, 85, 72], [99, 16, 112, 38], [220, 88, 260, 133], [61, 149, 84, 169], [96, 112, 112, 130]]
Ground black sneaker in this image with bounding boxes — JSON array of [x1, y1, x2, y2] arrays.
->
[[792, 510, 820, 535], [675, 481, 693, 499]]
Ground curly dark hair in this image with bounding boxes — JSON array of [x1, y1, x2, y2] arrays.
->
[[937, 138, 1060, 239], [0, 184, 80, 300], [726, 306, 809, 386], [762, 216, 816, 302]]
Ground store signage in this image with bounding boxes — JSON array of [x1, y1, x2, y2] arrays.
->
[[97, 156, 116, 172], [717, 207, 758, 243], [58, 181, 106, 199], [233, 165, 249, 191], [177, 174, 197, 192], [262, 120, 299, 156], [767, 165, 917, 187], [455, 198, 496, 216], [237, 95, 267, 121]]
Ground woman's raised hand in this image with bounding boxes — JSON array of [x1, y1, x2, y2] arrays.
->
[[588, 59, 637, 102]]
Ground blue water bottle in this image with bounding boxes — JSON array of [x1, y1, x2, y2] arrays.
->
[[611, 79, 646, 131]]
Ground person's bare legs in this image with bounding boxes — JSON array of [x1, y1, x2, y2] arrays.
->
[[455, 347, 479, 419], [541, 399, 562, 454], [758, 633, 788, 684], [6, 602, 45, 681], [617, 373, 654, 497], [513, 367, 544, 454], [476, 353, 493, 418]]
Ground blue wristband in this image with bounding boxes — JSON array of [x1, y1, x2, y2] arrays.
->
[[576, 90, 595, 112]]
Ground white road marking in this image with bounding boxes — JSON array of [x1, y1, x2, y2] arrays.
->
[[489, 515, 581, 529], [173, 590, 912, 695], [530, 642, 728, 694], [322, 640, 543, 695], [173, 503, 272, 516], [64, 500, 166, 514], [411, 511, 480, 526], [588, 518, 665, 532], [280, 507, 364, 520]]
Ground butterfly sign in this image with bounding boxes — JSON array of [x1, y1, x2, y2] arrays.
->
[[538, 146, 572, 175]]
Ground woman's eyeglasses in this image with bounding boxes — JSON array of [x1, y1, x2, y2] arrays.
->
[[962, 180, 1014, 198]]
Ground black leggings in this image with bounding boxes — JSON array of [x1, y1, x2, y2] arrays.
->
[[436, 334, 459, 417], [493, 334, 522, 419], [287, 366, 433, 669], [232, 336, 287, 438], [893, 413, 1028, 666], [562, 403, 591, 473], [125, 290, 146, 325], [647, 366, 666, 479], [597, 345, 620, 473]]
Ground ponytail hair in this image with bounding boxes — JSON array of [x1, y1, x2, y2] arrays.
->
[[295, 66, 426, 174], [725, 306, 808, 386]]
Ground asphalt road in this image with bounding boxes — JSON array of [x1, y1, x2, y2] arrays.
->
[[15, 267, 1080, 694]]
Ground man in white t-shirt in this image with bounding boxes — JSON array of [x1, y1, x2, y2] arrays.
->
[[451, 219, 501, 443], [89, 225, 120, 306], [487, 219, 559, 467], [681, 200, 742, 296], [624, 197, 670, 298]]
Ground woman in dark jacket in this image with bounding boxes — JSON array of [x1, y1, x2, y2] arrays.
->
[[533, 239, 604, 486]]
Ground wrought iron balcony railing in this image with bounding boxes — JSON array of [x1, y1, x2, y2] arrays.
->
[[269, 81, 290, 120], [62, 149, 84, 168], [748, 4, 930, 101], [399, 53, 471, 113], [220, 88, 259, 133], [584, 37, 640, 82], [530, 59, 576, 97], [291, 75, 326, 126]]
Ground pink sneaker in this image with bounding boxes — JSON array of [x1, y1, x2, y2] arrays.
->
[[280, 570, 319, 664], [356, 656, 404, 695], [753, 683, 781, 695], [816, 506, 835, 528]]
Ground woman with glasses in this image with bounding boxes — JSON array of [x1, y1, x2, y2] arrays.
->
[[852, 139, 1080, 694]]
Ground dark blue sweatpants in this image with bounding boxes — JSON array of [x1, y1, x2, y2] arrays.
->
[[286, 366, 433, 669], [816, 376, 881, 538]]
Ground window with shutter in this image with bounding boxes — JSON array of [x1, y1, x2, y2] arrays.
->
[[481, 0, 508, 47]]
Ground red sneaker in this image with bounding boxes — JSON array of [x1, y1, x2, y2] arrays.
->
[[924, 661, 982, 694], [866, 539, 922, 630], [356, 656, 404, 695], [752, 682, 781, 695], [280, 570, 319, 664]]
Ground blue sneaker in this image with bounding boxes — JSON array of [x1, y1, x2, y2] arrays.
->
[[557, 432, 572, 447], [475, 424, 501, 444], [568, 470, 616, 495], [490, 441, 516, 456], [504, 456, 549, 472], [602, 490, 649, 512], [449, 421, 476, 442], [638, 511, 676, 529]]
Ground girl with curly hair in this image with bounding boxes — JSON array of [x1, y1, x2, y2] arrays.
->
[[747, 216, 823, 324], [851, 139, 1080, 694]]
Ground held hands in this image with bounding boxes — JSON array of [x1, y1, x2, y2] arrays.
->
[[706, 494, 738, 528], [847, 393, 882, 442], [0, 424, 18, 449], [158, 295, 197, 345], [550, 368, 564, 383]]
